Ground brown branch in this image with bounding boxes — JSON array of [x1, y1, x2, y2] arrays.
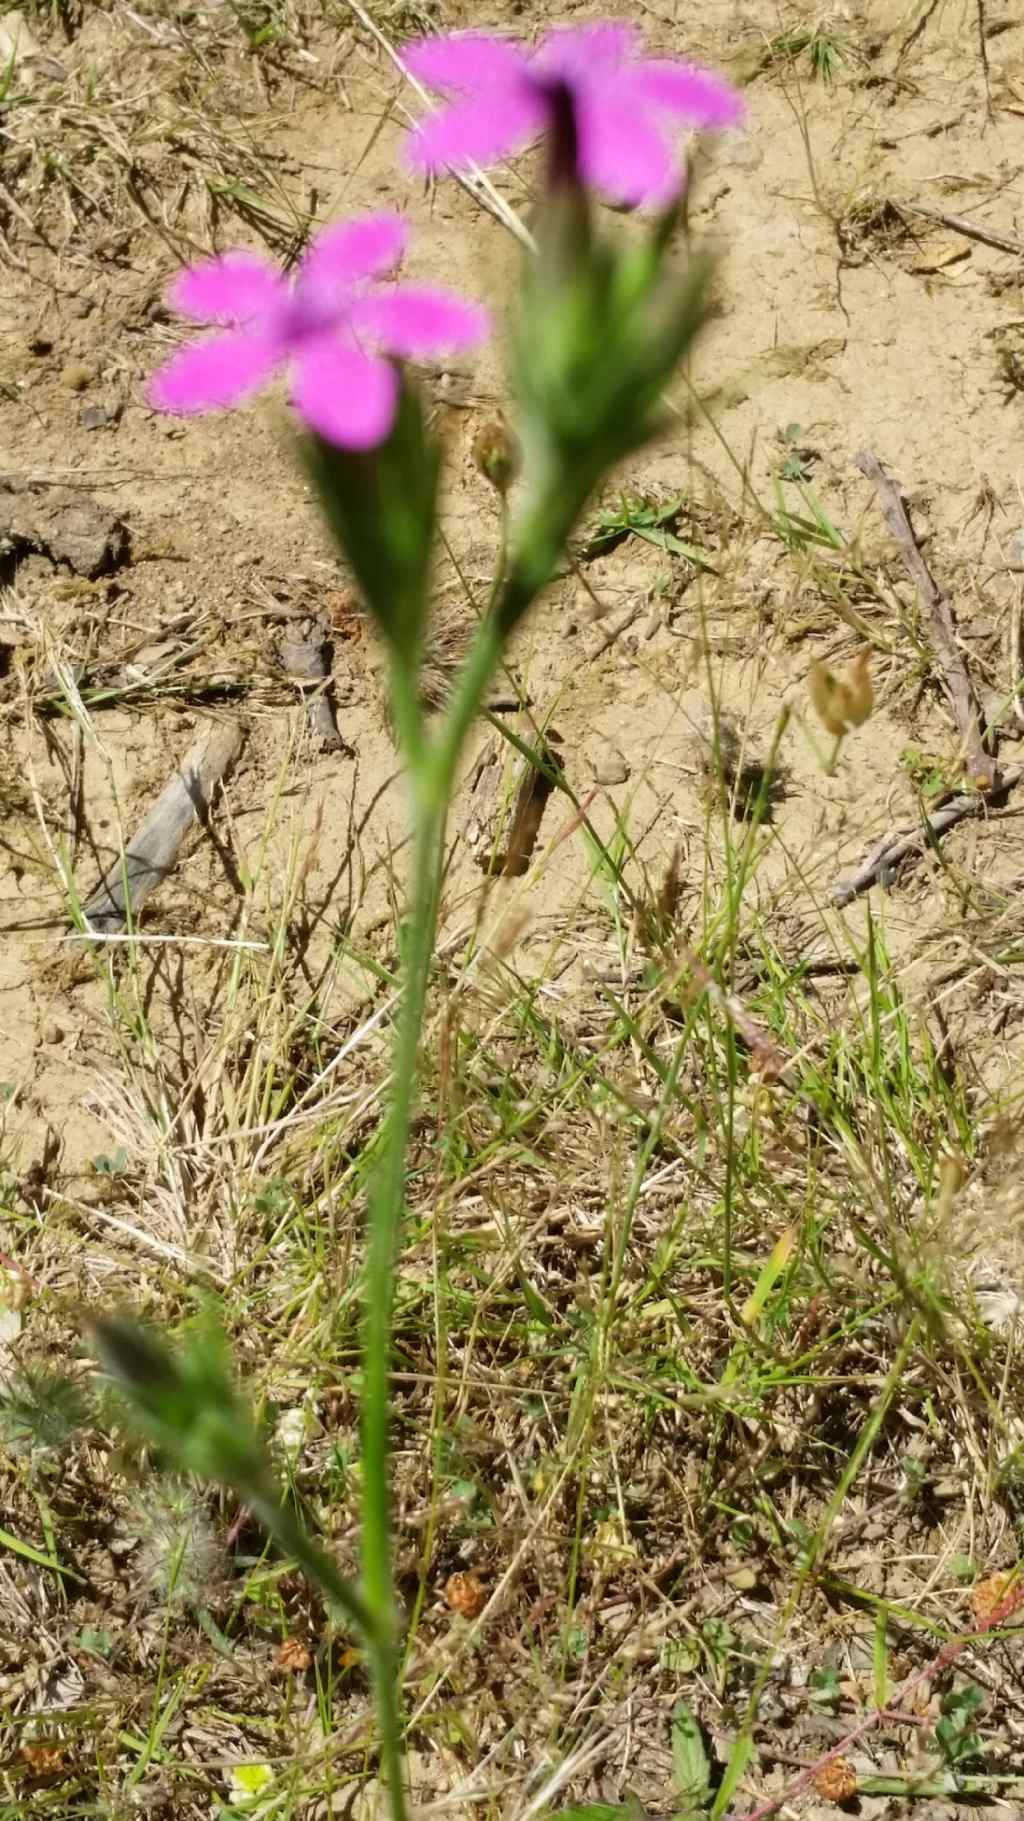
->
[[901, 200, 1024, 258], [830, 766, 1023, 906], [726, 1578, 1024, 1821], [855, 450, 995, 788]]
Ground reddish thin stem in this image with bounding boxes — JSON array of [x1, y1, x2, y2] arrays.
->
[[726, 1581, 1024, 1821]]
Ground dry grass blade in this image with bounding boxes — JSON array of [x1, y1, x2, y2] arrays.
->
[[342, 0, 536, 252]]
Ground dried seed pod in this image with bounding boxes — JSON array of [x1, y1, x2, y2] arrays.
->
[[445, 1570, 486, 1618], [808, 647, 873, 737], [812, 1756, 858, 1802], [472, 417, 521, 494], [274, 1636, 313, 1672]]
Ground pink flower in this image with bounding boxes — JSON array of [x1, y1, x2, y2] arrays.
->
[[148, 212, 489, 449], [404, 22, 742, 209]]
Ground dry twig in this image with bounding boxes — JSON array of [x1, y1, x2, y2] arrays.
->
[[830, 766, 1023, 906], [900, 200, 1024, 258], [855, 449, 994, 787]]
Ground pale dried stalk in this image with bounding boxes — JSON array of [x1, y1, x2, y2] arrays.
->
[[82, 722, 244, 932]]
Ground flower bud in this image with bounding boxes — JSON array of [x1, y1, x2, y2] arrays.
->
[[808, 647, 873, 737]]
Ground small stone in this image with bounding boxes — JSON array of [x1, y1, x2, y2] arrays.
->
[[62, 361, 94, 393], [593, 747, 629, 786], [70, 296, 95, 320], [40, 1021, 63, 1045], [79, 404, 116, 431]]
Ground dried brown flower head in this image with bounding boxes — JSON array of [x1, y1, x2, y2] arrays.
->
[[445, 1570, 486, 1618], [813, 1755, 858, 1802]]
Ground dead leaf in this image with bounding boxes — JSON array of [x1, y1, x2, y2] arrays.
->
[[904, 235, 971, 275]]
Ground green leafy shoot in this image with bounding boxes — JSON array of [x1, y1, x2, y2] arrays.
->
[[672, 1700, 713, 1816], [935, 1684, 985, 1769], [763, 25, 846, 83], [582, 493, 716, 569]]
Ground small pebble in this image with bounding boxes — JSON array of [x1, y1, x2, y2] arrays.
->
[[62, 360, 94, 392], [593, 748, 630, 786], [720, 131, 764, 171], [40, 1020, 63, 1046], [79, 403, 117, 431]]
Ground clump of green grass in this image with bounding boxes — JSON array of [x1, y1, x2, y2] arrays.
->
[[762, 22, 847, 82]]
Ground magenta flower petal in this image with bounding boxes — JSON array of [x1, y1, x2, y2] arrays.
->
[[577, 93, 678, 208], [301, 213, 408, 294], [406, 88, 544, 172], [291, 340, 398, 449], [350, 286, 490, 358], [148, 329, 280, 414], [170, 252, 285, 326], [633, 60, 743, 128], [403, 31, 527, 91], [536, 20, 639, 79]]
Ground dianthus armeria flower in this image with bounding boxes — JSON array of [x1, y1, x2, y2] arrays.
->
[[404, 21, 742, 210], [148, 212, 489, 449]]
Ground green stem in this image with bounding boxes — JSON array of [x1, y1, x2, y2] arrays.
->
[[360, 786, 445, 1821], [355, 440, 596, 1821], [244, 1487, 377, 1641]]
